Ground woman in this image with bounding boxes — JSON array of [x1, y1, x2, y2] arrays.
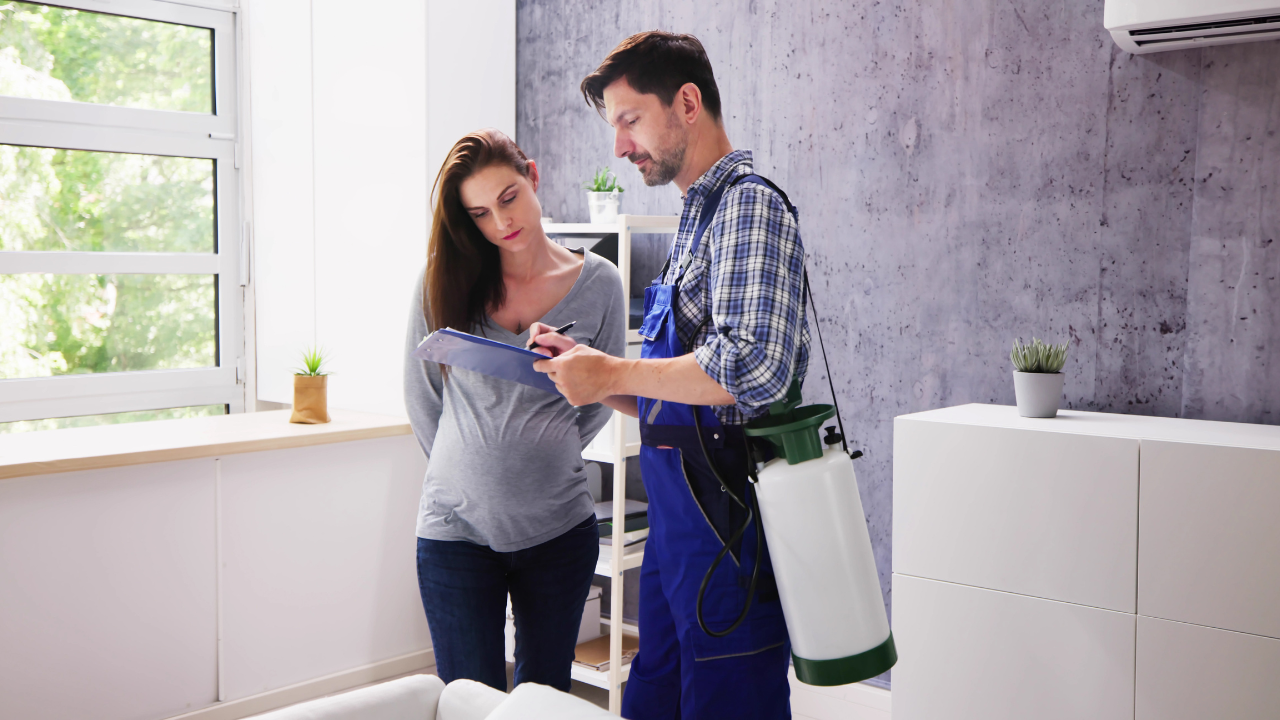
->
[[404, 129, 624, 692]]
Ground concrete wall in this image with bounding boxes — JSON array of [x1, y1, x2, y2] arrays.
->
[[515, 0, 1280, 686]]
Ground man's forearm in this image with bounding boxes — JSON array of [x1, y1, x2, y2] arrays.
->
[[610, 353, 735, 406]]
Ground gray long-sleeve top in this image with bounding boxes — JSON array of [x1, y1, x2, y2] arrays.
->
[[404, 249, 626, 552]]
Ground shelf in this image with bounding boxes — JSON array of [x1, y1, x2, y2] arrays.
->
[[542, 213, 674, 715], [623, 215, 681, 232], [582, 441, 641, 464], [542, 214, 679, 235], [595, 542, 645, 576], [600, 617, 641, 635], [544, 222, 621, 235], [571, 659, 632, 689]]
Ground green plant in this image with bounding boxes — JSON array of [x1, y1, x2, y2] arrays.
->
[[1010, 337, 1068, 373], [582, 167, 624, 193], [294, 346, 329, 376]]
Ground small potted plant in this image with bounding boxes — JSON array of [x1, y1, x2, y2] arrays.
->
[[582, 167, 624, 223], [290, 346, 330, 424], [1010, 338, 1068, 418]]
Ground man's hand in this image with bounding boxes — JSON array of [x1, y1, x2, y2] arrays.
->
[[527, 321, 575, 357], [530, 324, 734, 408], [533, 344, 622, 407]]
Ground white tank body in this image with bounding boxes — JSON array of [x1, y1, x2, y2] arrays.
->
[[754, 446, 890, 661]]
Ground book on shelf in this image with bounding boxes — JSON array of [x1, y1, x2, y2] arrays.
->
[[595, 500, 648, 537], [600, 534, 646, 549], [600, 516, 649, 537], [574, 633, 639, 673], [594, 499, 647, 520]]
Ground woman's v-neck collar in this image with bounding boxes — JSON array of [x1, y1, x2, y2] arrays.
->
[[484, 247, 590, 341]]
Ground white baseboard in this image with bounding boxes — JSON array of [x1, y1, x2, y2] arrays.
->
[[165, 649, 435, 720], [789, 666, 891, 720]]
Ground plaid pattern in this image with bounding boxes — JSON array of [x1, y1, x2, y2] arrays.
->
[[659, 150, 811, 424]]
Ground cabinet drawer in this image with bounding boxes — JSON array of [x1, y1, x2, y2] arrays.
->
[[894, 418, 1139, 611], [892, 574, 1135, 720], [1137, 615, 1280, 720], [1138, 441, 1280, 638]]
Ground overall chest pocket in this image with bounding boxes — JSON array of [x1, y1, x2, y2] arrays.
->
[[639, 285, 674, 341]]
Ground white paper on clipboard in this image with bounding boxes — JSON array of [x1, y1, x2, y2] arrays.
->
[[413, 328, 561, 395]]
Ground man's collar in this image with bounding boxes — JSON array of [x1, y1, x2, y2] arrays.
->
[[684, 149, 753, 201]]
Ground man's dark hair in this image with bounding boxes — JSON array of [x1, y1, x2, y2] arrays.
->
[[581, 31, 722, 122]]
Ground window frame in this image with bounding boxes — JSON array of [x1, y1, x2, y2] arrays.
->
[[0, 0, 245, 423]]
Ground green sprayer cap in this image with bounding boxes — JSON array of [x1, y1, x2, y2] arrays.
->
[[744, 380, 836, 465]]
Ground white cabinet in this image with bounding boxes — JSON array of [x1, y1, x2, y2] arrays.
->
[[1138, 440, 1280, 639], [0, 460, 218, 720], [893, 419, 1138, 612], [0, 412, 431, 720], [1136, 616, 1280, 720], [893, 404, 1280, 720], [893, 575, 1135, 720], [219, 437, 430, 701]]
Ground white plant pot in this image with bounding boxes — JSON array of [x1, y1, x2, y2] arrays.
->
[[586, 190, 620, 223], [1013, 371, 1065, 418]]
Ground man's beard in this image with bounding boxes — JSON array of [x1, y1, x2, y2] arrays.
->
[[631, 121, 687, 186], [636, 143, 685, 186]]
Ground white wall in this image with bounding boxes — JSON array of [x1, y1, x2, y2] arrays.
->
[[249, 0, 515, 417], [426, 2, 518, 184]]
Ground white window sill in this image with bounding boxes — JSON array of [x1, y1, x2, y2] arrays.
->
[[0, 410, 412, 481]]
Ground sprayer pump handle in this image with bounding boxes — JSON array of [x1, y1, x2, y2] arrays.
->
[[823, 426, 844, 447]]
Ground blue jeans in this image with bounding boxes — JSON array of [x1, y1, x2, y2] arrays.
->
[[416, 515, 599, 692]]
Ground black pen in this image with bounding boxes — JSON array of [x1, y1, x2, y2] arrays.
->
[[528, 321, 577, 350]]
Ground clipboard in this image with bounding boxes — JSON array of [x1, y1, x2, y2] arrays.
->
[[414, 328, 561, 395]]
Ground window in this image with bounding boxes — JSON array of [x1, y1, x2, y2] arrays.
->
[[0, 0, 243, 425]]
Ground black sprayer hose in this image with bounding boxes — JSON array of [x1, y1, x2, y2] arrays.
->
[[692, 405, 763, 638]]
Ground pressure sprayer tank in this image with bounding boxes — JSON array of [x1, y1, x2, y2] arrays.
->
[[745, 401, 897, 686]]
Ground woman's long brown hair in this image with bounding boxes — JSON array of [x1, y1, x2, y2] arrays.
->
[[424, 129, 533, 341]]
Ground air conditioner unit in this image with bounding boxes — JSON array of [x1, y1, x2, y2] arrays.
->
[[1105, 0, 1280, 54]]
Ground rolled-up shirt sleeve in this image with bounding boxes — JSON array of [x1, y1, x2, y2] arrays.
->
[[692, 184, 807, 419]]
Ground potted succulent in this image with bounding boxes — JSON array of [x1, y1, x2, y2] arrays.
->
[[582, 167, 624, 223], [1010, 338, 1068, 418], [290, 346, 330, 424]]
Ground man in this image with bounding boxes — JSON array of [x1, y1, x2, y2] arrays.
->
[[531, 31, 810, 719]]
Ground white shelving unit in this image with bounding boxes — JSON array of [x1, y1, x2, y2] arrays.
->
[[543, 214, 678, 714]]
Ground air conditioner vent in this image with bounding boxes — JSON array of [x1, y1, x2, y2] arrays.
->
[[1130, 14, 1280, 36], [1136, 26, 1280, 47], [1107, 1, 1280, 54]]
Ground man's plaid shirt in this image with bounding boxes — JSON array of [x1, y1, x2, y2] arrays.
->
[[656, 150, 811, 425]]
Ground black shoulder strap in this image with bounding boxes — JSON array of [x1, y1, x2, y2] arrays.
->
[[735, 173, 798, 218], [739, 175, 854, 456], [663, 172, 800, 284]]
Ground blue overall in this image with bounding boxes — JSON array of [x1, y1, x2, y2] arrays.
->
[[621, 176, 793, 720]]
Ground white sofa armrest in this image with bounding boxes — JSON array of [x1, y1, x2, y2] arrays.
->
[[250, 674, 446, 720], [436, 679, 509, 720], [486, 683, 622, 720]]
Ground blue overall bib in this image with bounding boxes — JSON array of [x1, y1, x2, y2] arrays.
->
[[621, 176, 793, 720]]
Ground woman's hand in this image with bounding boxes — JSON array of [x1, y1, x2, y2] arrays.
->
[[527, 321, 577, 357]]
